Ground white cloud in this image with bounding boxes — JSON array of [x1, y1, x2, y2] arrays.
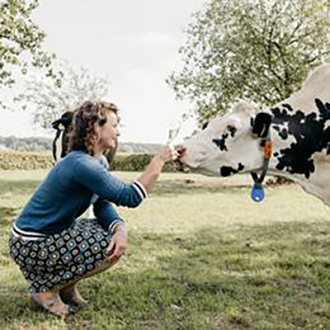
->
[[123, 68, 159, 90], [124, 32, 177, 47], [111, 67, 197, 144]]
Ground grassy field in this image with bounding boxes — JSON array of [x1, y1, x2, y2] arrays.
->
[[0, 170, 330, 329]]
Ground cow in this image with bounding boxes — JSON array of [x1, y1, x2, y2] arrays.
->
[[52, 111, 74, 162], [179, 64, 330, 205]]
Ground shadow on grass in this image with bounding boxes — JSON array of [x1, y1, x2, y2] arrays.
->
[[0, 175, 250, 198], [1, 220, 330, 329], [150, 179, 250, 197]]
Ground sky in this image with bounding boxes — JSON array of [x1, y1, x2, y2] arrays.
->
[[0, 0, 206, 144]]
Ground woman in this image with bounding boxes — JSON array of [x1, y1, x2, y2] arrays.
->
[[9, 101, 179, 316]]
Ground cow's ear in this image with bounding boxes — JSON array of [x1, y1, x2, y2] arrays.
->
[[52, 111, 74, 130], [251, 112, 272, 138], [61, 111, 74, 128]]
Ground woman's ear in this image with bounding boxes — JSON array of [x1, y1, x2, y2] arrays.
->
[[92, 126, 102, 144], [251, 113, 272, 138]]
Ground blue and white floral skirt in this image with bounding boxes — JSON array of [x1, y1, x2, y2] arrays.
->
[[9, 218, 112, 293]]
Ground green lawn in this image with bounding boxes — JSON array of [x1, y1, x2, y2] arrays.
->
[[0, 170, 330, 329]]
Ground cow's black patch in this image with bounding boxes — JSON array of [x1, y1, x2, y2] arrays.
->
[[279, 128, 288, 140], [271, 99, 330, 179], [220, 163, 244, 177], [252, 112, 272, 138], [228, 125, 237, 137], [213, 133, 229, 151], [202, 122, 209, 130], [282, 103, 294, 112]]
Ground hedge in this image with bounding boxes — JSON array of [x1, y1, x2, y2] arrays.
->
[[0, 151, 54, 170], [111, 154, 177, 172], [0, 152, 178, 172]]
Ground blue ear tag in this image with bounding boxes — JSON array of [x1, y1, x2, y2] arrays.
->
[[251, 184, 264, 202]]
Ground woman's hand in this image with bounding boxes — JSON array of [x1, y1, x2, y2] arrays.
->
[[106, 224, 127, 264], [136, 145, 182, 193], [157, 145, 180, 163]]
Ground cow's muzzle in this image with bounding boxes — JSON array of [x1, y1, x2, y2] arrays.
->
[[174, 145, 190, 172]]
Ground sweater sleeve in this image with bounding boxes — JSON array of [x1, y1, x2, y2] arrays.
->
[[93, 197, 124, 232], [73, 156, 147, 208]]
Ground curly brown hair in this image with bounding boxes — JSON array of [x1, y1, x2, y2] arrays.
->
[[68, 101, 119, 157]]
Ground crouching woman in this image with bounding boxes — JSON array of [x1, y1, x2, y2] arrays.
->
[[9, 101, 178, 316]]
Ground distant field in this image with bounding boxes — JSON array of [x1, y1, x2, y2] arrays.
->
[[0, 170, 330, 329]]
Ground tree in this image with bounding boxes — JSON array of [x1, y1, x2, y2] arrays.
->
[[0, 0, 58, 89], [167, 0, 330, 124], [17, 60, 111, 129]]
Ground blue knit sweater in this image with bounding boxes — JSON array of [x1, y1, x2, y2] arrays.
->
[[14, 150, 147, 235]]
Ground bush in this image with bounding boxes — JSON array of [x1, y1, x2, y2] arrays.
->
[[0, 151, 54, 170], [0, 152, 179, 172], [110, 153, 178, 172]]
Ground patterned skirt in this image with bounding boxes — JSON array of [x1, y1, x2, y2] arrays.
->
[[9, 218, 112, 293]]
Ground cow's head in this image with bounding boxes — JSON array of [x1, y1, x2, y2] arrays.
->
[[179, 101, 272, 177], [52, 111, 74, 161]]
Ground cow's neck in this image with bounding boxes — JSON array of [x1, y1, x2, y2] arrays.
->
[[250, 65, 330, 205], [264, 116, 330, 206]]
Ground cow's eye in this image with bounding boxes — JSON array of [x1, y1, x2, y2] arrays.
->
[[227, 125, 237, 136], [202, 122, 209, 130]]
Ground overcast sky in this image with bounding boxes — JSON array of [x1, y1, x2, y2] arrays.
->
[[0, 0, 206, 143]]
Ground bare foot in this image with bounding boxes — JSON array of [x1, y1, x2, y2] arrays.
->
[[30, 291, 74, 316], [60, 285, 88, 307]]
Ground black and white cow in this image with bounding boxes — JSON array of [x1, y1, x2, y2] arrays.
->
[[52, 111, 74, 162], [179, 64, 330, 205]]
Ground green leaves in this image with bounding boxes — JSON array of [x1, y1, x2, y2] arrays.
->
[[0, 0, 56, 88], [168, 0, 330, 124]]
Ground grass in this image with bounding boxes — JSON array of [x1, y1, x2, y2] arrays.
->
[[0, 170, 330, 329]]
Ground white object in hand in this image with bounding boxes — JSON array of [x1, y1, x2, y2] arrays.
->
[[167, 120, 182, 146]]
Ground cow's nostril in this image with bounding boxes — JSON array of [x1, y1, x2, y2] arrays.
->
[[174, 145, 186, 157]]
